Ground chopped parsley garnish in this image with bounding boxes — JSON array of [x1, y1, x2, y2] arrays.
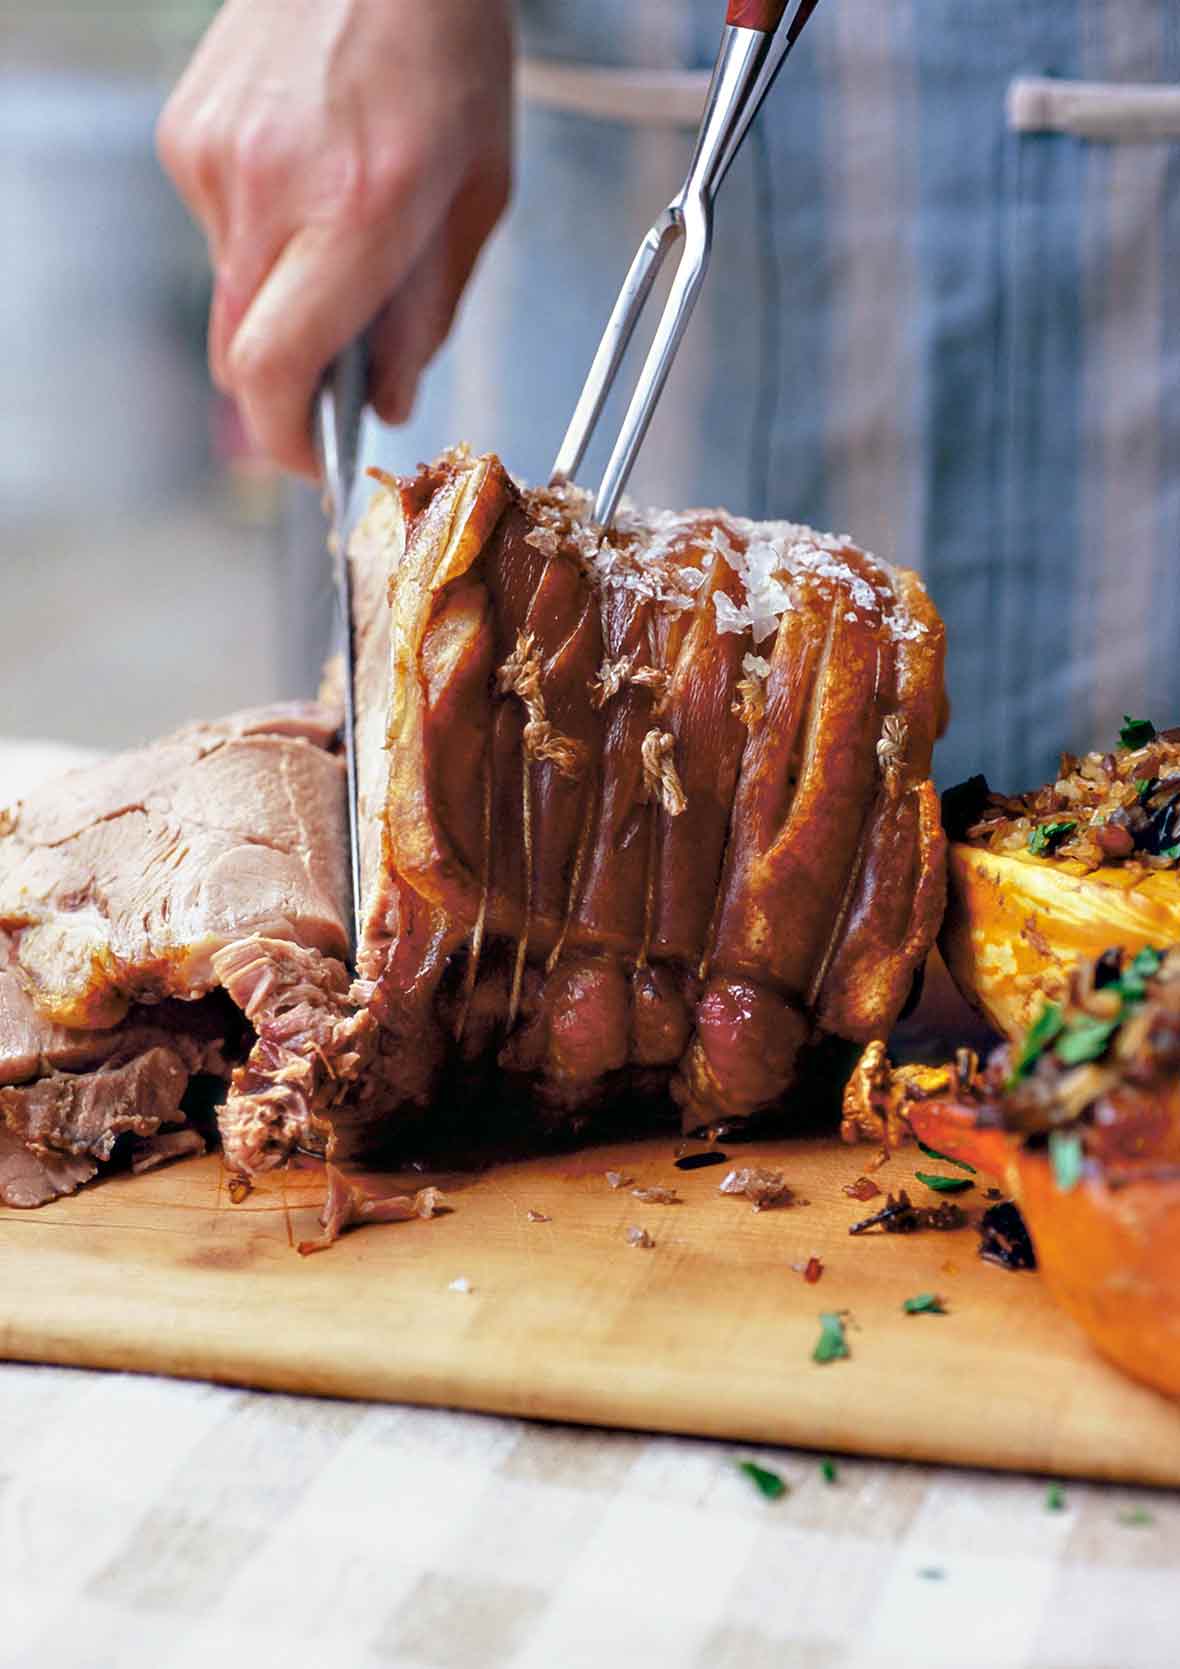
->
[[737, 1459, 788, 1500], [1054, 1015, 1120, 1066], [915, 1172, 973, 1195], [1135, 777, 1156, 802], [1118, 945, 1163, 1000], [849, 1191, 967, 1234], [1009, 948, 1163, 1088], [820, 1458, 839, 1484], [1007, 1002, 1064, 1085], [916, 1139, 976, 1175], [1119, 715, 1157, 750], [813, 1311, 850, 1364], [1028, 820, 1077, 856], [1049, 1129, 1084, 1192], [1162, 843, 1180, 862], [903, 1292, 946, 1314], [1045, 1482, 1067, 1512], [1118, 1507, 1155, 1527]]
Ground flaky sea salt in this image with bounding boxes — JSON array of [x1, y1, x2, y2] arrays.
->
[[892, 613, 929, 642], [520, 480, 929, 659], [719, 1167, 793, 1212]]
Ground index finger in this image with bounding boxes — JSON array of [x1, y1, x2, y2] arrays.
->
[[226, 213, 440, 476]]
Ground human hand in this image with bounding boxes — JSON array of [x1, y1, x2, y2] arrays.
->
[[158, 0, 514, 476]]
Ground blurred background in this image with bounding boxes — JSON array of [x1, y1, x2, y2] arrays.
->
[[0, 3, 745, 757], [13, 6, 1174, 789], [2, 1, 303, 753]]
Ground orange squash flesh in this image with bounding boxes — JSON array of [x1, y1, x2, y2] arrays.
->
[[941, 843, 1180, 1039], [909, 1101, 1180, 1400]]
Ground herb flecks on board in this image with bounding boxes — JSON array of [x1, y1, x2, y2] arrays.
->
[[903, 1292, 947, 1315], [914, 1171, 974, 1195], [849, 1190, 968, 1236], [916, 1139, 976, 1175], [736, 1459, 788, 1500], [813, 1311, 851, 1364]]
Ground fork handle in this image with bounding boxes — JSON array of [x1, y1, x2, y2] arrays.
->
[[726, 0, 788, 29]]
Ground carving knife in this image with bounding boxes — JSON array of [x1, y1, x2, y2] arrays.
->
[[314, 340, 368, 957]]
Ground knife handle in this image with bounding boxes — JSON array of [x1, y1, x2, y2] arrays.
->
[[726, 0, 788, 30]]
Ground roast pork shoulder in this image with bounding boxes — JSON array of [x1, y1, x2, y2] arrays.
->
[[347, 448, 947, 1148], [0, 452, 948, 1207]]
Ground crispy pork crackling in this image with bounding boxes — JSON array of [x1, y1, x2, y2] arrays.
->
[[346, 449, 947, 1145]]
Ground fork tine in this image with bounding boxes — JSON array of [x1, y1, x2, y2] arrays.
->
[[551, 211, 681, 485], [592, 211, 710, 526], [553, 0, 824, 523]]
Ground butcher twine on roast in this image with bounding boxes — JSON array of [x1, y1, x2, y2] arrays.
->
[[0, 702, 374, 1205], [346, 447, 948, 1147]]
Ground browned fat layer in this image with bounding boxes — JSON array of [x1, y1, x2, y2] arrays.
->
[[649, 553, 747, 968], [706, 604, 824, 984], [419, 576, 496, 883], [452, 766, 493, 1046], [515, 557, 605, 920], [815, 584, 947, 1038], [818, 783, 947, 1040], [569, 593, 661, 956], [802, 629, 901, 1010]]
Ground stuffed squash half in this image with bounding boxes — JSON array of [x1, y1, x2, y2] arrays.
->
[[941, 718, 1180, 1037]]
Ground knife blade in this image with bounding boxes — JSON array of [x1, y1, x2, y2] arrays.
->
[[313, 340, 368, 957]]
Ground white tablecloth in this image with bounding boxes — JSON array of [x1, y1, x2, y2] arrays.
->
[[2, 741, 1178, 1669]]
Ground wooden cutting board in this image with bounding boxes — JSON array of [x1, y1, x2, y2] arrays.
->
[[2, 1134, 1178, 1484]]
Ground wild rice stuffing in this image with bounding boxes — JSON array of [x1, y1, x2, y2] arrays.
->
[[954, 718, 1180, 873]]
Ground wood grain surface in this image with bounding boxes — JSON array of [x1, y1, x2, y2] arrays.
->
[[2, 1135, 1177, 1484]]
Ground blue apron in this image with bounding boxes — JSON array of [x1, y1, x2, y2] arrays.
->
[[356, 0, 1180, 791]]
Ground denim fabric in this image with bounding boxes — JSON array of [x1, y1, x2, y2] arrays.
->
[[361, 0, 1180, 790]]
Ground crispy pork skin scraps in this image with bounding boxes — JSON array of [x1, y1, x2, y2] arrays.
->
[[347, 448, 947, 1144], [0, 703, 374, 1204]]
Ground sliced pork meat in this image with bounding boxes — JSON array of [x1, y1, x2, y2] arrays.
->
[[1, 1044, 190, 1160], [0, 702, 374, 1205], [347, 448, 948, 1149], [0, 1125, 97, 1209], [129, 1127, 207, 1174], [214, 935, 374, 1173]]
